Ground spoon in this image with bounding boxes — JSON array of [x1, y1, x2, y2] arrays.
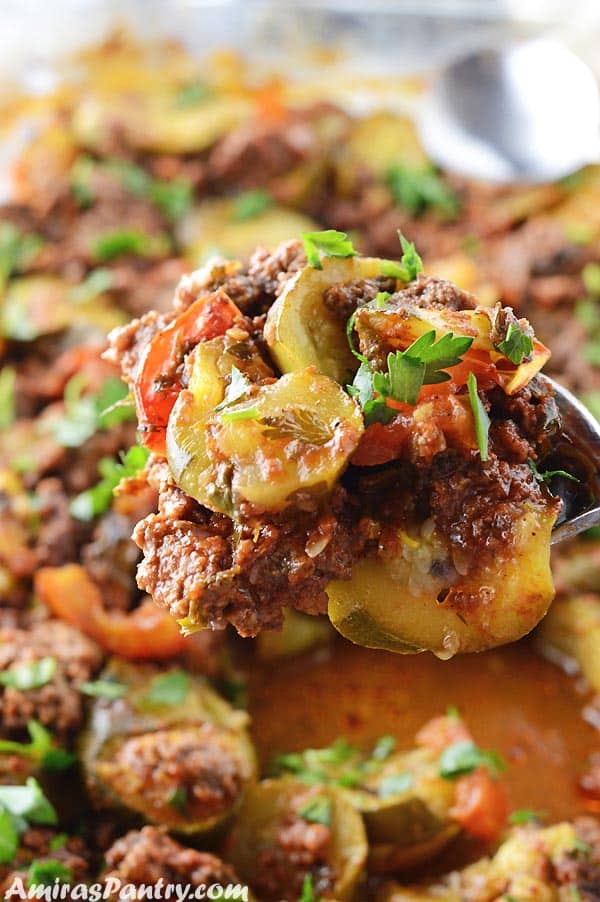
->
[[418, 39, 600, 184], [540, 376, 600, 544]]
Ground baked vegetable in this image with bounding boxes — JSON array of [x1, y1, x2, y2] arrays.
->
[[536, 594, 600, 692], [229, 777, 367, 901], [81, 659, 256, 833]]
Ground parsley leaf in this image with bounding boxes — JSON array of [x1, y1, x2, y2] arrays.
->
[[69, 444, 150, 521], [80, 679, 127, 699], [0, 366, 16, 430], [349, 330, 473, 421], [528, 458, 578, 485], [0, 778, 57, 827], [215, 367, 253, 412], [173, 80, 213, 108], [0, 223, 44, 289], [299, 874, 321, 902], [49, 375, 134, 448], [0, 657, 56, 691], [583, 262, 600, 296], [27, 859, 74, 888], [509, 808, 547, 825], [378, 773, 414, 798], [302, 230, 356, 270], [298, 795, 332, 826], [92, 228, 170, 262], [139, 670, 190, 707], [0, 721, 75, 772], [387, 164, 460, 219], [371, 735, 396, 761], [68, 268, 114, 304], [232, 189, 273, 222], [380, 232, 424, 282], [220, 406, 260, 423], [166, 786, 188, 813], [0, 807, 18, 865], [375, 291, 391, 309], [467, 373, 490, 462], [496, 322, 534, 365], [439, 740, 506, 780]]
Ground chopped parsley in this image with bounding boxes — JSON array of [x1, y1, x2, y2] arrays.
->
[[68, 267, 114, 304], [375, 291, 391, 309], [0, 778, 57, 864], [496, 322, 534, 365], [79, 679, 127, 700], [298, 794, 332, 826], [299, 874, 321, 902], [140, 670, 190, 707], [173, 80, 213, 108], [378, 773, 414, 798], [49, 374, 135, 448], [72, 155, 193, 222], [528, 459, 578, 485], [387, 164, 460, 219], [0, 721, 76, 772], [0, 657, 56, 691], [70, 444, 150, 521], [508, 808, 547, 825], [0, 365, 16, 430], [92, 227, 171, 263], [0, 223, 44, 288], [380, 232, 424, 282], [220, 406, 260, 423], [232, 189, 273, 222], [27, 860, 73, 888], [583, 262, 600, 296], [302, 230, 357, 270], [49, 833, 69, 852], [348, 330, 473, 424], [215, 367, 253, 412], [467, 373, 490, 462], [371, 735, 396, 761], [166, 786, 188, 813], [439, 740, 506, 780]]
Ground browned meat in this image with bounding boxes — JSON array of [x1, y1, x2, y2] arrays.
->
[[134, 470, 363, 635], [253, 788, 337, 901], [0, 619, 103, 734], [323, 276, 396, 321], [35, 478, 80, 568], [104, 309, 175, 383], [101, 826, 241, 892], [0, 828, 91, 899]]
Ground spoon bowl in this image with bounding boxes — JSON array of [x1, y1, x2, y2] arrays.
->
[[419, 39, 600, 184]]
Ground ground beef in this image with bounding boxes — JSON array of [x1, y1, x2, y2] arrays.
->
[[253, 789, 336, 901], [101, 724, 245, 824], [101, 826, 240, 893], [134, 471, 364, 635], [0, 619, 103, 734], [35, 478, 80, 568], [388, 273, 478, 312], [0, 829, 91, 899], [104, 309, 176, 384], [323, 276, 397, 321]]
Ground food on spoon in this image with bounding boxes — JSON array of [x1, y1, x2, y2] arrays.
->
[[81, 659, 256, 833], [108, 232, 564, 654]]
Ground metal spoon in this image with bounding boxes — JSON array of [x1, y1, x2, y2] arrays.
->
[[540, 376, 600, 543], [419, 39, 600, 184]]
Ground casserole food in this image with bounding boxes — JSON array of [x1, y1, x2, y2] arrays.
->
[[0, 29, 599, 902]]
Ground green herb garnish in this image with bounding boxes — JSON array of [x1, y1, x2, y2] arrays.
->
[[0, 778, 57, 864], [0, 657, 56, 691], [232, 189, 273, 222], [302, 230, 357, 270], [583, 262, 600, 296], [348, 330, 473, 423], [298, 795, 332, 826], [220, 406, 260, 423], [70, 444, 150, 521], [528, 458, 578, 485], [166, 786, 188, 813], [299, 874, 321, 902], [27, 859, 73, 888], [173, 80, 213, 108], [375, 291, 391, 309], [467, 372, 490, 462], [79, 679, 127, 700], [496, 322, 534, 365], [439, 739, 506, 780], [68, 268, 114, 305], [380, 232, 424, 282], [0, 223, 44, 288], [140, 670, 190, 707], [371, 735, 396, 761], [378, 773, 414, 798], [508, 808, 547, 825], [92, 228, 170, 262], [0, 366, 16, 430], [0, 721, 76, 772], [49, 374, 134, 448], [387, 164, 460, 219]]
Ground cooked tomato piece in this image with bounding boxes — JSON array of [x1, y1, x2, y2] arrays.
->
[[450, 768, 509, 842], [133, 289, 242, 454]]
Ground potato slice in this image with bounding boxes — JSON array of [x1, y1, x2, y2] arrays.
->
[[265, 255, 396, 383], [178, 198, 318, 265], [343, 111, 428, 176], [72, 92, 251, 154], [327, 506, 557, 657]]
